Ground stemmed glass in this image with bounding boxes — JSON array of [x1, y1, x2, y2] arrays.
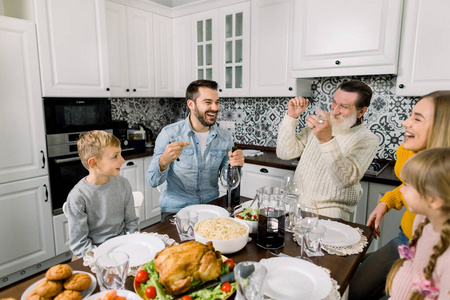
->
[[219, 165, 240, 214], [293, 202, 319, 262]]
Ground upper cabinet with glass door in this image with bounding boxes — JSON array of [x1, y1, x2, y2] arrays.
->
[[191, 2, 250, 97], [191, 10, 218, 85], [218, 3, 250, 97]]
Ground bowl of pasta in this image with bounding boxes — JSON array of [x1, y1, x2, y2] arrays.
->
[[194, 217, 249, 254]]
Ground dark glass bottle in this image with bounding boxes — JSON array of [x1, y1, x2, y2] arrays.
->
[[227, 165, 241, 205]]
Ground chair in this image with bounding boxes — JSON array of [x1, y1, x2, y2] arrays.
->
[[132, 191, 144, 231], [62, 202, 68, 217]]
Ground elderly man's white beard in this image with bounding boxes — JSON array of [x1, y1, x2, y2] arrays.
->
[[330, 111, 358, 134]]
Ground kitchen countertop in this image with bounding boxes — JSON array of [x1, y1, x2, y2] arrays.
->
[[122, 144, 401, 186]]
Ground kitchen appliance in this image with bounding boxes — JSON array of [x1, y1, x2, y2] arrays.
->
[[43, 98, 115, 215], [112, 120, 130, 149]]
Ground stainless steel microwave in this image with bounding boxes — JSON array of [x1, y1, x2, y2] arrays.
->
[[43, 98, 112, 135]]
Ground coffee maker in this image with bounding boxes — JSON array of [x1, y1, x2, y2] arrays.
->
[[112, 120, 130, 149]]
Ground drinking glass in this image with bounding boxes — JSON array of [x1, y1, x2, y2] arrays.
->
[[219, 165, 240, 214], [281, 174, 301, 232], [234, 261, 267, 300], [175, 210, 198, 241], [304, 224, 327, 257], [293, 203, 319, 261], [95, 251, 129, 291]]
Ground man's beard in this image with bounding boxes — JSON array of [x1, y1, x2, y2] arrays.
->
[[331, 111, 358, 134], [193, 106, 218, 127]]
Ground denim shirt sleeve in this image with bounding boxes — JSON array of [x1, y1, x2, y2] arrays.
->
[[147, 128, 170, 188]]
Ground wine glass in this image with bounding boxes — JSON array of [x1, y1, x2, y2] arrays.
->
[[219, 165, 240, 214], [293, 202, 319, 262]]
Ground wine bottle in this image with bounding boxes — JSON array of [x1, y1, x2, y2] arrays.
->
[[227, 146, 241, 205]]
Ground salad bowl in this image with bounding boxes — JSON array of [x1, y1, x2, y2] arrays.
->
[[233, 201, 258, 234]]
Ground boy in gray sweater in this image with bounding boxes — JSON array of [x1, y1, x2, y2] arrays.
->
[[66, 130, 138, 258]]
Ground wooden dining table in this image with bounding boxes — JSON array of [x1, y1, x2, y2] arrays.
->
[[0, 195, 373, 299]]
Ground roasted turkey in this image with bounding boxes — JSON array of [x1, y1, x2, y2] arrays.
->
[[154, 241, 222, 295]]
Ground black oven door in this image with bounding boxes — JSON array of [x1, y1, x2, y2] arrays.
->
[[44, 98, 112, 134], [48, 155, 89, 215]]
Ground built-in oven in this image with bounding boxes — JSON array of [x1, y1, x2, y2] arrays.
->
[[44, 98, 113, 215]]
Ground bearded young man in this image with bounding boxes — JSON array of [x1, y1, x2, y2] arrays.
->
[[276, 81, 379, 221], [147, 80, 244, 222]]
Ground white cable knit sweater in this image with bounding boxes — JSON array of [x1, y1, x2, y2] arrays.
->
[[276, 114, 379, 219]]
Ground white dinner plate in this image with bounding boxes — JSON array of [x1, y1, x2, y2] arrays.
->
[[260, 257, 332, 300], [95, 234, 165, 268], [21, 271, 96, 300], [85, 290, 141, 300], [320, 219, 361, 247], [177, 204, 229, 221]]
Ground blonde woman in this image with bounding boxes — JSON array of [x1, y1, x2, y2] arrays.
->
[[350, 91, 450, 299]]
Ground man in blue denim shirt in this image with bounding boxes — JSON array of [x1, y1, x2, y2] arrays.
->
[[147, 80, 245, 222]]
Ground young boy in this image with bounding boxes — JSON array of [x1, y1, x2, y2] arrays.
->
[[66, 130, 138, 258]]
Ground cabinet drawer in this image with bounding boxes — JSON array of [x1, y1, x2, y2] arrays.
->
[[241, 163, 294, 198]]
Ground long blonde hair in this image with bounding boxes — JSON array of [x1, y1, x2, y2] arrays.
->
[[420, 91, 450, 148], [386, 148, 450, 299]]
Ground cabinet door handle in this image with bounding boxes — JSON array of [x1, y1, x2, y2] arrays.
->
[[133, 89, 137, 92], [126, 88, 130, 92], [260, 168, 269, 173], [40, 150, 46, 168], [126, 162, 135, 166], [106, 87, 110, 91], [43, 184, 48, 202], [398, 84, 404, 89], [335, 60, 341, 65]]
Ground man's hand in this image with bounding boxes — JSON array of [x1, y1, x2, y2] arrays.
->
[[306, 110, 333, 144], [228, 149, 244, 167], [159, 141, 190, 171], [287, 97, 309, 119], [366, 202, 388, 239]]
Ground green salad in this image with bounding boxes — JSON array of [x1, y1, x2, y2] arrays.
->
[[235, 206, 258, 221], [136, 259, 236, 300]]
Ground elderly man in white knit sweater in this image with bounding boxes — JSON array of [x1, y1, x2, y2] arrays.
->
[[277, 81, 378, 221]]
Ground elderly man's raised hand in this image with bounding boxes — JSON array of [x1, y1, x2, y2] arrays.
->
[[287, 97, 309, 118]]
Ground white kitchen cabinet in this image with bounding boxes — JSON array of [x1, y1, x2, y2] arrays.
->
[[120, 158, 145, 221], [34, 0, 110, 97], [191, 2, 250, 97], [217, 2, 250, 96], [106, 2, 156, 97], [240, 163, 294, 198], [143, 156, 161, 226], [291, 0, 403, 78], [250, 0, 297, 96], [366, 182, 405, 253], [153, 14, 174, 97], [191, 10, 219, 85], [53, 213, 70, 255], [0, 16, 47, 184], [354, 181, 369, 225], [0, 177, 55, 277], [173, 15, 194, 97], [395, 0, 450, 96]]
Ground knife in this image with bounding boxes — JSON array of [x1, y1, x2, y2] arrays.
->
[[173, 264, 255, 299]]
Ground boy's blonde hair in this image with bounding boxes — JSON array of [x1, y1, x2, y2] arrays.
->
[[386, 148, 450, 299], [77, 130, 121, 170]]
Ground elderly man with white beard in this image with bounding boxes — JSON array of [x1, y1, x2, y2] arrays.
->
[[276, 81, 379, 221]]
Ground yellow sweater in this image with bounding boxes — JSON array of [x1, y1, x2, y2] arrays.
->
[[379, 144, 416, 239]]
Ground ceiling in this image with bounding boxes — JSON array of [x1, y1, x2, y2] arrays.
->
[[146, 0, 204, 7]]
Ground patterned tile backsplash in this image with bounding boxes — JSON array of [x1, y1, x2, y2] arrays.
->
[[112, 75, 420, 160]]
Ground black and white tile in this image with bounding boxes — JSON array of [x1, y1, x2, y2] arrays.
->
[[111, 75, 420, 159]]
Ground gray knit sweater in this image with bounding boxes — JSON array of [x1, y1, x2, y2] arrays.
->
[[276, 114, 378, 217], [66, 176, 139, 257]]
